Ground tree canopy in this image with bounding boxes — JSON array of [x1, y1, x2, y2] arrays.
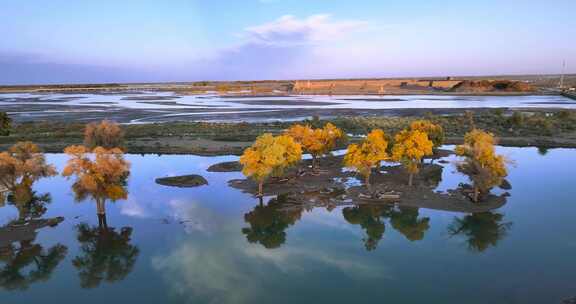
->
[[0, 142, 57, 190], [343, 129, 389, 191], [455, 129, 508, 202], [391, 129, 434, 186], [62, 145, 130, 214], [84, 120, 124, 150], [285, 123, 344, 170], [409, 120, 445, 149], [239, 133, 302, 196]]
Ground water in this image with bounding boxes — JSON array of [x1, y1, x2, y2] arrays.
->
[[1, 92, 574, 123], [1, 147, 575, 303]]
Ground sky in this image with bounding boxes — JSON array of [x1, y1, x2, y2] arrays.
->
[[1, 0, 575, 84]]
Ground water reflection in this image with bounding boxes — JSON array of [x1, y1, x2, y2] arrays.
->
[[389, 207, 430, 242], [62, 147, 139, 288], [4, 147, 560, 302], [343, 204, 391, 251], [0, 143, 67, 291], [0, 232, 67, 291], [342, 205, 431, 251], [0, 186, 65, 291], [448, 212, 512, 252], [73, 217, 139, 289], [1, 181, 52, 223], [242, 195, 303, 249]]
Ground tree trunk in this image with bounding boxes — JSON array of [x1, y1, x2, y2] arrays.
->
[[258, 181, 264, 197], [96, 197, 106, 215], [312, 155, 317, 171], [98, 213, 108, 230], [375, 161, 381, 174], [473, 185, 479, 203], [365, 174, 372, 195], [408, 173, 414, 187], [18, 207, 26, 222]]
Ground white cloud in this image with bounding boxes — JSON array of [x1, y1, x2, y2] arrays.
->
[[244, 14, 368, 46], [119, 198, 149, 218], [152, 237, 391, 303]]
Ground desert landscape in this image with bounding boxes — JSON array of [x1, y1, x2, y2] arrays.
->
[[2, 1, 576, 303]]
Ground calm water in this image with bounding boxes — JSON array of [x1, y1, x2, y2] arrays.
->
[[1, 92, 574, 123], [1, 147, 575, 303]]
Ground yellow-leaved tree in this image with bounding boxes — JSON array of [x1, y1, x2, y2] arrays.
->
[[409, 120, 445, 150], [0, 142, 57, 222], [240, 134, 302, 196], [84, 120, 124, 150], [455, 129, 508, 203], [285, 123, 344, 171], [343, 129, 389, 192], [62, 145, 130, 223], [392, 129, 433, 186], [0, 141, 57, 190]]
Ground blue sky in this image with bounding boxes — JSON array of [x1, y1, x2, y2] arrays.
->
[[1, 0, 575, 84]]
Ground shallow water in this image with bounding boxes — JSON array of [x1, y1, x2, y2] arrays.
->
[[0, 147, 575, 303], [1, 92, 574, 123]]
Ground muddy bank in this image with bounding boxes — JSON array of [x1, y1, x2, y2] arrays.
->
[[2, 109, 576, 155]]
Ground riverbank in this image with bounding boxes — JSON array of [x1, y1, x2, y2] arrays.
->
[[2, 74, 573, 94], [1, 109, 575, 155]]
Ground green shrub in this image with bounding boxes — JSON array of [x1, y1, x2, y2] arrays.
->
[[0, 112, 11, 136]]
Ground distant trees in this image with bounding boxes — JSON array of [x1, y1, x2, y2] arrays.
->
[[286, 123, 344, 171], [239, 134, 302, 196], [62, 146, 130, 221], [343, 129, 389, 192], [455, 129, 508, 202], [0, 112, 11, 136], [392, 129, 434, 186], [84, 120, 124, 150]]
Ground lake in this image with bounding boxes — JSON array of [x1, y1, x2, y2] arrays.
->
[[0, 146, 575, 304], [1, 92, 575, 123]]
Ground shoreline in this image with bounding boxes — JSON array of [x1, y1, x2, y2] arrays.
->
[[2, 111, 576, 155]]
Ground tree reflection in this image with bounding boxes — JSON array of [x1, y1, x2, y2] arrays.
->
[[0, 142, 57, 224], [0, 143, 66, 290], [0, 142, 57, 191], [242, 194, 303, 249], [448, 212, 512, 252], [2, 183, 52, 223], [0, 236, 67, 290], [342, 204, 392, 251], [389, 207, 430, 241], [0, 206, 66, 291], [73, 217, 139, 289]]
